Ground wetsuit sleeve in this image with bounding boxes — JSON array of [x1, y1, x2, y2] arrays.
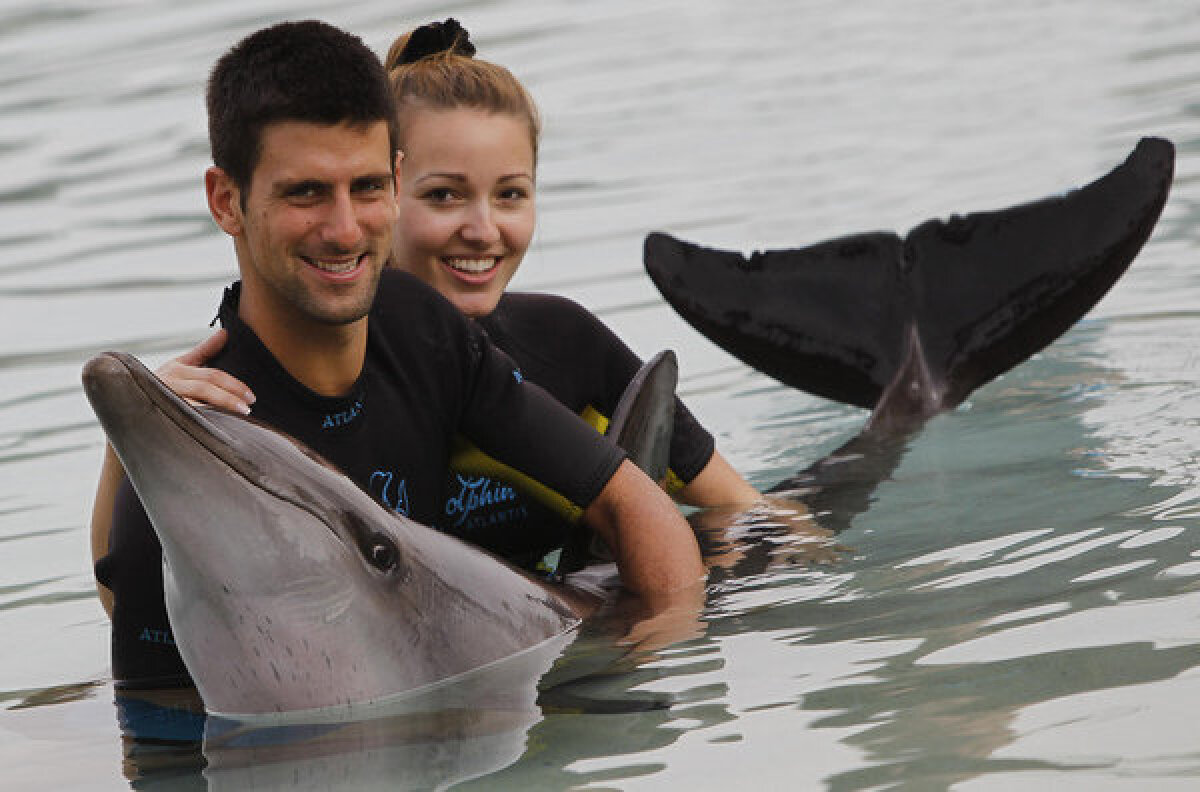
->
[[368, 271, 626, 511], [459, 324, 626, 509], [94, 476, 191, 687]]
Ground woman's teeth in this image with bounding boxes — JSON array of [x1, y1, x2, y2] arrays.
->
[[446, 258, 497, 274]]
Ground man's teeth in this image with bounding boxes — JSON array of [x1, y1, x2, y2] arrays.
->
[[446, 258, 496, 274], [309, 256, 360, 274]]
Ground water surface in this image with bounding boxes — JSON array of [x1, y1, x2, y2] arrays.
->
[[2, 1, 1199, 789]]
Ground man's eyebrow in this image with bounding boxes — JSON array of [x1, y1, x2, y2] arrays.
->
[[272, 177, 328, 194], [353, 170, 396, 183]]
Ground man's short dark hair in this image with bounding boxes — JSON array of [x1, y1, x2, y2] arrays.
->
[[207, 20, 399, 195]]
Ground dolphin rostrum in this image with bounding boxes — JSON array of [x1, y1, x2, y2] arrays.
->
[[644, 137, 1174, 433], [82, 352, 583, 719]]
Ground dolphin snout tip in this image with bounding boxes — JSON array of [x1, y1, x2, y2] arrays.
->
[[82, 351, 132, 394]]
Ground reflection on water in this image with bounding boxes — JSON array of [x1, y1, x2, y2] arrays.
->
[[2, 0, 1200, 789]]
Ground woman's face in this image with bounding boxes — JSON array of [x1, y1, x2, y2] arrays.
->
[[392, 107, 536, 318]]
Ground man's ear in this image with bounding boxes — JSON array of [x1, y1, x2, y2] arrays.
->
[[393, 149, 404, 193], [205, 166, 244, 237]]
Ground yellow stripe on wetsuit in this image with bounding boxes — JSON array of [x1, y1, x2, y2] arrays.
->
[[448, 405, 686, 523]]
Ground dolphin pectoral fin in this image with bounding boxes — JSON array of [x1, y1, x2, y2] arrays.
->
[[644, 137, 1175, 414], [564, 351, 680, 569], [605, 350, 678, 482]]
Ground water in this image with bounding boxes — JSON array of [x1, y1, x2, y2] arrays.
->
[[2, 0, 1199, 788]]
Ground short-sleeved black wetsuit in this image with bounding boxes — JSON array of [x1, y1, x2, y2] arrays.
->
[[435, 292, 715, 572], [94, 271, 625, 688]]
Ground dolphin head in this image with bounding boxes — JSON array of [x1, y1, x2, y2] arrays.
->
[[83, 352, 579, 718]]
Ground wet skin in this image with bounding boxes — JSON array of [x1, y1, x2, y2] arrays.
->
[[392, 108, 535, 319]]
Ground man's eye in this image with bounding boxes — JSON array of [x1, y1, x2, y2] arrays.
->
[[354, 178, 388, 194], [285, 184, 322, 200]]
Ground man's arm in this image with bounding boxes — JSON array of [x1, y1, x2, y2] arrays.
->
[[582, 459, 706, 598]]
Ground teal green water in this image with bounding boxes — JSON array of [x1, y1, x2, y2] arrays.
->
[[2, 1, 1199, 789]]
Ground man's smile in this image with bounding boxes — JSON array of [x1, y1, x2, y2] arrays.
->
[[302, 252, 370, 279]]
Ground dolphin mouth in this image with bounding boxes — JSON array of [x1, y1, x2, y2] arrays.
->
[[83, 351, 258, 474]]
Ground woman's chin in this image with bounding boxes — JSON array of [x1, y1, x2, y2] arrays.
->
[[450, 292, 503, 319]]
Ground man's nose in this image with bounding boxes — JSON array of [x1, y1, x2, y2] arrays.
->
[[322, 191, 365, 250]]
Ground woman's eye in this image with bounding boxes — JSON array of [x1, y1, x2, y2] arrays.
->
[[422, 187, 456, 204], [498, 187, 529, 202]]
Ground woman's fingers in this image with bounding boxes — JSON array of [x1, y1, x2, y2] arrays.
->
[[177, 328, 229, 366], [156, 331, 255, 414]]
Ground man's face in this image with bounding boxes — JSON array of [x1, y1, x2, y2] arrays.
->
[[221, 120, 397, 329]]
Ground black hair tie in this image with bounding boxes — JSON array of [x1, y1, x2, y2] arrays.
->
[[396, 18, 476, 64]]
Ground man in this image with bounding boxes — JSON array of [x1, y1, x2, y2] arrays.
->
[[91, 20, 703, 687]]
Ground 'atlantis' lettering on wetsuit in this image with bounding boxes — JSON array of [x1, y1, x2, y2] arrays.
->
[[322, 399, 363, 430], [139, 627, 175, 646], [445, 475, 521, 529]]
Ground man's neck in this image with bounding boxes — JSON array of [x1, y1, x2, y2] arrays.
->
[[238, 287, 368, 398]]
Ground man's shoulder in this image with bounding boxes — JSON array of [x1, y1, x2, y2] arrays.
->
[[373, 269, 456, 315], [368, 270, 479, 363]]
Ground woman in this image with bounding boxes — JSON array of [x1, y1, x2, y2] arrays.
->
[[138, 19, 761, 580], [381, 19, 759, 573]]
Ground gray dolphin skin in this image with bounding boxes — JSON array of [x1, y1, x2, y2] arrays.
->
[[606, 349, 678, 482], [82, 352, 581, 718]]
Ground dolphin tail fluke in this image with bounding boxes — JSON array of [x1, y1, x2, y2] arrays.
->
[[644, 137, 1175, 417]]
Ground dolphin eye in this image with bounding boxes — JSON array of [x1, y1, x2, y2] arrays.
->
[[367, 537, 397, 571]]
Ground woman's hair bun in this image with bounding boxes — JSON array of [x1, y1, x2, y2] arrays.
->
[[394, 18, 476, 65]]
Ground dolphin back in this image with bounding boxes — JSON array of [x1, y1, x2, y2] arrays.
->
[[644, 137, 1175, 411]]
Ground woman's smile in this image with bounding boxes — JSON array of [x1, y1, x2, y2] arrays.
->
[[392, 107, 536, 318]]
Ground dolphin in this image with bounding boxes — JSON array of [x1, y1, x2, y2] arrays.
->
[[607, 349, 677, 484], [644, 137, 1174, 433], [82, 352, 585, 719], [645, 138, 1174, 534], [556, 350, 679, 573]]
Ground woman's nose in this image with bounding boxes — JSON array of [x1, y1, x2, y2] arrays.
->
[[459, 200, 501, 246]]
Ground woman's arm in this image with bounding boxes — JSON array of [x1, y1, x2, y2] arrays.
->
[[152, 329, 255, 415], [89, 443, 122, 617], [676, 449, 760, 509]]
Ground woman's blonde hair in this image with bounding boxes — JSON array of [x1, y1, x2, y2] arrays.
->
[[385, 20, 541, 162]]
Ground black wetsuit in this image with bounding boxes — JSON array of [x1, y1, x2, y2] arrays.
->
[[95, 271, 625, 688], [436, 292, 715, 571]]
